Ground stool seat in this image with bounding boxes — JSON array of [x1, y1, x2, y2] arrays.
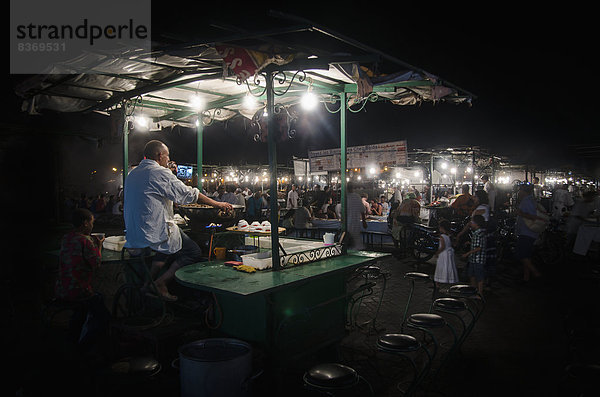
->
[[304, 363, 359, 389], [110, 356, 162, 377], [434, 298, 467, 312], [404, 272, 430, 280], [448, 284, 478, 297], [363, 265, 381, 276], [407, 313, 445, 328], [377, 333, 420, 352]]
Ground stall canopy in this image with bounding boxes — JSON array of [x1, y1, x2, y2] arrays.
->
[[15, 11, 475, 270], [15, 11, 474, 126]]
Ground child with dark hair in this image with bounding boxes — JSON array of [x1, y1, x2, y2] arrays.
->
[[462, 214, 487, 296], [55, 208, 111, 356], [434, 220, 459, 287]]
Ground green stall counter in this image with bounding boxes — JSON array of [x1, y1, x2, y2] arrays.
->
[[175, 250, 389, 363]]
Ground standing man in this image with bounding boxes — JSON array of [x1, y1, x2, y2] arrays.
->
[[124, 140, 232, 301], [481, 175, 496, 213], [346, 182, 368, 250], [287, 184, 299, 209]]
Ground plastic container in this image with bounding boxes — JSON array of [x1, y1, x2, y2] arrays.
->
[[103, 235, 126, 251]]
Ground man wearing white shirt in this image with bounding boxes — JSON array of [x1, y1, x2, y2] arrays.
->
[[287, 184, 299, 209], [124, 140, 232, 301]]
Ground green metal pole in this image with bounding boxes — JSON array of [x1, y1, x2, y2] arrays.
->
[[122, 104, 129, 187], [340, 91, 347, 234], [196, 116, 203, 190], [266, 71, 281, 270]]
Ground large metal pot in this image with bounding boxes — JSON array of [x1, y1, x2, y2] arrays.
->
[[178, 204, 245, 229], [177, 338, 253, 397]]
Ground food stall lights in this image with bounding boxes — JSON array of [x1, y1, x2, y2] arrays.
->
[[189, 95, 204, 111], [112, 167, 117, 172], [201, 178, 205, 183], [300, 92, 318, 111], [357, 176, 362, 180], [450, 167, 457, 174], [243, 95, 258, 109], [346, 178, 350, 182], [134, 115, 149, 129], [298, 176, 303, 181], [414, 171, 420, 177], [210, 179, 214, 182], [441, 162, 448, 169], [396, 172, 401, 178], [466, 167, 472, 173], [369, 167, 376, 174]]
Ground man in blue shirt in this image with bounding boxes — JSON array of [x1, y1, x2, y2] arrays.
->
[[515, 184, 542, 282]]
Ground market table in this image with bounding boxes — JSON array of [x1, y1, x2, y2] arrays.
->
[[175, 249, 389, 363]]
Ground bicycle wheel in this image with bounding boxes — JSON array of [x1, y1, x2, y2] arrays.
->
[[411, 232, 437, 262]]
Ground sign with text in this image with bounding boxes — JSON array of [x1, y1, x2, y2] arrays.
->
[[309, 140, 408, 172]]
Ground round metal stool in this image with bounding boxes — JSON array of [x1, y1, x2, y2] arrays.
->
[[376, 333, 432, 396], [401, 272, 437, 329], [303, 363, 373, 396], [404, 312, 457, 377]]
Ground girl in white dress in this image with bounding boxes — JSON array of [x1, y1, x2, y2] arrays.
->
[[434, 220, 459, 287]]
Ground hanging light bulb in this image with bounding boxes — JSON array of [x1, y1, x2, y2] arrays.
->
[[135, 115, 149, 130], [243, 95, 258, 109], [301, 91, 318, 110], [189, 95, 204, 111]]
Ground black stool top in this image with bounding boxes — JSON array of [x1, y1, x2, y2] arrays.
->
[[448, 284, 478, 297], [110, 356, 162, 377], [434, 298, 467, 312], [304, 363, 359, 389], [377, 333, 420, 352], [404, 272, 430, 280], [407, 313, 445, 328]]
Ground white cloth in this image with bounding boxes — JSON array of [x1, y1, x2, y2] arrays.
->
[[434, 234, 459, 283], [287, 189, 299, 209], [573, 225, 600, 256], [124, 159, 199, 253], [566, 199, 596, 235], [348, 192, 366, 250]]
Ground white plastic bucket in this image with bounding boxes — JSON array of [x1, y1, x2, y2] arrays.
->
[[323, 232, 335, 245]]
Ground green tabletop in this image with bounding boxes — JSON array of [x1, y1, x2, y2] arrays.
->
[[175, 250, 389, 297]]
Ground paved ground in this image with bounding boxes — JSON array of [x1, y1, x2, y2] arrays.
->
[[6, 238, 600, 396]]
